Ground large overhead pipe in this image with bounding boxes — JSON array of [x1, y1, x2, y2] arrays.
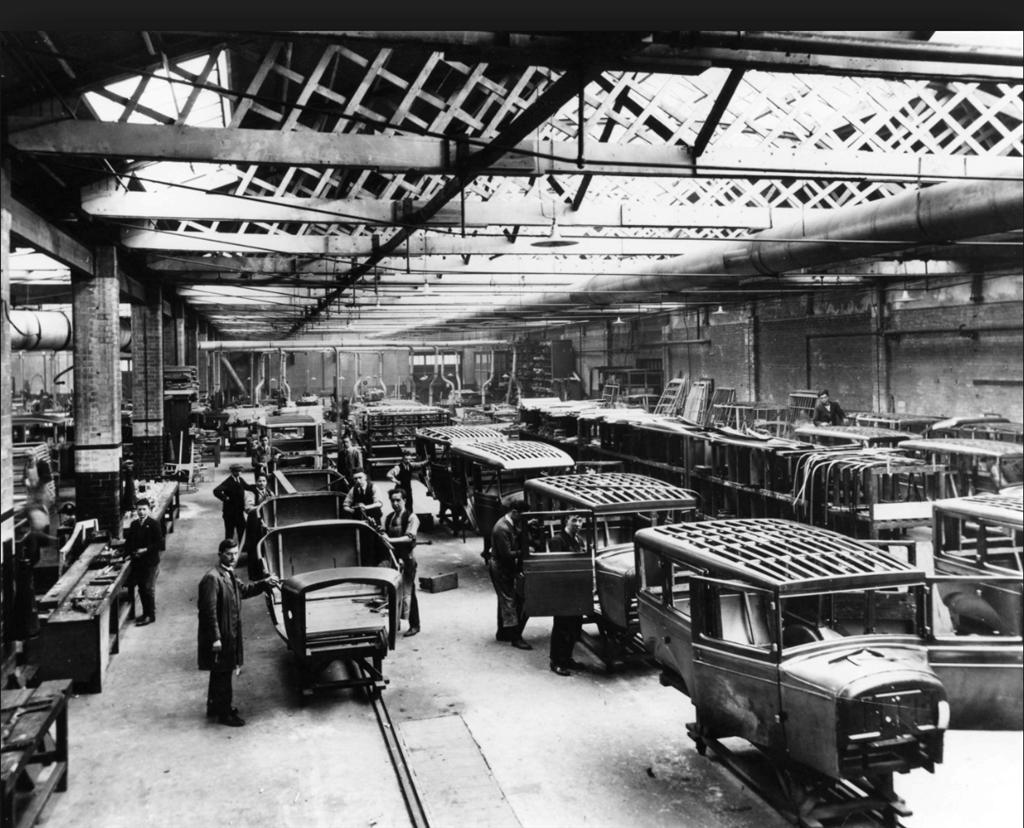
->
[[377, 352, 388, 399], [278, 349, 291, 402], [199, 339, 509, 351], [458, 177, 1024, 319], [219, 354, 246, 394], [481, 349, 497, 404], [252, 352, 265, 403], [10, 309, 132, 351]]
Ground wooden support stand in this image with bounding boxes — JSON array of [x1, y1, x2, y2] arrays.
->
[[1, 680, 72, 828]]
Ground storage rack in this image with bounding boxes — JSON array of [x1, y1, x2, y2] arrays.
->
[[575, 411, 945, 539], [788, 389, 819, 423], [356, 405, 450, 470], [710, 400, 790, 435]]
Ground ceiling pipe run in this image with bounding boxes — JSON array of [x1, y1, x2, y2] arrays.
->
[[199, 339, 509, 351], [219, 355, 246, 393], [447, 177, 1024, 321], [10, 309, 132, 351]]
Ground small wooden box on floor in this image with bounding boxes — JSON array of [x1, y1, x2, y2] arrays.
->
[[419, 572, 459, 593]]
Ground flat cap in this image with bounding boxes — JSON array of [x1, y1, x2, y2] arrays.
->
[[229, 463, 245, 471]]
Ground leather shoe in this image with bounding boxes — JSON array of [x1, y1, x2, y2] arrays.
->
[[549, 663, 571, 676], [135, 616, 153, 627], [207, 706, 239, 719], [217, 713, 246, 727], [510, 638, 533, 650], [403, 627, 420, 637]]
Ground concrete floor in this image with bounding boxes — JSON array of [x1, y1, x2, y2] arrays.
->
[[38, 453, 1023, 828]]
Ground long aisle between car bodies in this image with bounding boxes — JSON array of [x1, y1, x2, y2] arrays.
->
[[41, 455, 1020, 828]]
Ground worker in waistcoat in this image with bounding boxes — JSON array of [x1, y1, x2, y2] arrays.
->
[[384, 488, 421, 637]]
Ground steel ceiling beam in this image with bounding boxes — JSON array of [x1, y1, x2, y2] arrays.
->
[[278, 30, 1024, 82], [18, 122, 1020, 181], [288, 62, 608, 335]]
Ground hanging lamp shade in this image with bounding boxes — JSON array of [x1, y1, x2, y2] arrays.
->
[[531, 214, 578, 248]]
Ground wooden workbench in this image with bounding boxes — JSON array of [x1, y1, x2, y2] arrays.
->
[[35, 543, 135, 693], [1, 680, 71, 828]]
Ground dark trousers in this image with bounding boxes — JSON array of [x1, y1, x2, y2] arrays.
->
[[404, 557, 420, 629], [488, 561, 527, 641], [132, 561, 160, 620], [223, 511, 246, 543], [550, 615, 583, 665], [207, 669, 233, 716]]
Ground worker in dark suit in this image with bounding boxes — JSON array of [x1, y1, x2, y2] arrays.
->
[[486, 498, 531, 650], [212, 463, 257, 543], [124, 499, 166, 627], [197, 539, 279, 727], [812, 389, 846, 426], [548, 514, 587, 676]]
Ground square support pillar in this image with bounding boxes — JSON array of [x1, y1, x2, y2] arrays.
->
[[131, 286, 165, 479], [1, 164, 15, 646], [72, 245, 123, 535]]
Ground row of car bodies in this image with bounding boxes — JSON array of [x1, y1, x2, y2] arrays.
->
[[252, 452, 1018, 823]]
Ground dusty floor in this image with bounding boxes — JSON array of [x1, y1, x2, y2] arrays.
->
[[36, 454, 1024, 828]]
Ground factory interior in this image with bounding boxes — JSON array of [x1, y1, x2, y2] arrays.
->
[[1, 28, 1022, 828]]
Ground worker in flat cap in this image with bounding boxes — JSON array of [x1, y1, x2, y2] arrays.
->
[[213, 463, 258, 543]]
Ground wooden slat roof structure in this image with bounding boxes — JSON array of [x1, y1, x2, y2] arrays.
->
[[933, 492, 1024, 526], [637, 518, 924, 591], [900, 437, 1024, 458], [793, 424, 914, 442], [525, 472, 697, 512], [450, 439, 574, 470], [414, 425, 509, 445]]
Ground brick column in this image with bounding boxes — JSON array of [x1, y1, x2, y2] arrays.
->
[[1, 164, 15, 649], [73, 246, 123, 534], [185, 311, 199, 373], [131, 285, 165, 479], [174, 301, 186, 366], [197, 320, 208, 396]]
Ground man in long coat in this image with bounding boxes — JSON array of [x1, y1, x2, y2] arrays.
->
[[197, 539, 278, 726]]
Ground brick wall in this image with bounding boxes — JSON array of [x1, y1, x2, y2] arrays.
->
[[517, 272, 1022, 421]]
